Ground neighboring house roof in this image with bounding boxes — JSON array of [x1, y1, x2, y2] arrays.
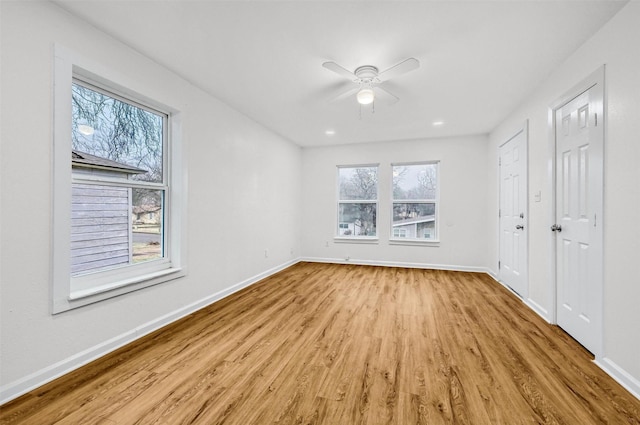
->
[[133, 205, 161, 214], [72, 150, 146, 175], [392, 215, 435, 227]]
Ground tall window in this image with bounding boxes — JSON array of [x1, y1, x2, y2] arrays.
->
[[52, 46, 185, 313], [337, 165, 378, 238], [391, 162, 439, 241], [71, 80, 166, 276]]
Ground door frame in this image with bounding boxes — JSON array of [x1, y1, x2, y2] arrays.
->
[[548, 65, 605, 358], [498, 121, 529, 300]]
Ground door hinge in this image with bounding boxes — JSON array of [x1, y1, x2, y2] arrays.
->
[[499, 157, 502, 166], [499, 209, 501, 218], [595, 113, 598, 127], [498, 261, 501, 270]]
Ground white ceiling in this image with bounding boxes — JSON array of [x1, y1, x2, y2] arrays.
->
[[54, 0, 626, 147]]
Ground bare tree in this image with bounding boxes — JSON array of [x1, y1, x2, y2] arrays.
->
[[340, 167, 377, 199], [417, 166, 437, 198], [339, 167, 378, 236], [392, 166, 408, 198], [72, 83, 163, 184]]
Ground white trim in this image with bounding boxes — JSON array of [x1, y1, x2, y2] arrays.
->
[[333, 237, 379, 244], [546, 102, 558, 324], [595, 358, 640, 400], [479, 269, 553, 324], [391, 161, 440, 243], [390, 160, 440, 167], [548, 65, 605, 357], [388, 239, 440, 246], [336, 164, 379, 239], [71, 174, 168, 189], [485, 268, 498, 280], [52, 44, 187, 314], [301, 256, 491, 274], [0, 258, 299, 405], [497, 121, 529, 299], [336, 163, 380, 169], [69, 267, 183, 300], [525, 298, 551, 323]]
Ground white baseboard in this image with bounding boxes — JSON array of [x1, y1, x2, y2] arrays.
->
[[595, 357, 640, 400], [0, 258, 300, 405], [300, 256, 491, 274], [484, 272, 552, 323], [525, 298, 551, 323], [485, 268, 498, 280]]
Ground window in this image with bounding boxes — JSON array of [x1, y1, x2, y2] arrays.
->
[[391, 162, 439, 241], [393, 228, 407, 238], [337, 165, 378, 238], [71, 80, 166, 275], [53, 45, 185, 313]]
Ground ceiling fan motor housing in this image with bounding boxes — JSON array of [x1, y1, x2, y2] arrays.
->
[[354, 65, 379, 83]]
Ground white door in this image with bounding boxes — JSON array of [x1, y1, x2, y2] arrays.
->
[[554, 72, 604, 355], [499, 128, 528, 297]]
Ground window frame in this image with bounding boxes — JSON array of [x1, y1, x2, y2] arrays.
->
[[335, 164, 379, 243], [52, 45, 187, 314], [70, 78, 169, 279], [390, 161, 440, 245]]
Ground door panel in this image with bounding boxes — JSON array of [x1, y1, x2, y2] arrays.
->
[[499, 128, 528, 297], [554, 80, 603, 355]]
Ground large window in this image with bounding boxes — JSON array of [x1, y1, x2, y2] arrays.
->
[[53, 46, 185, 313], [337, 165, 378, 238], [391, 162, 439, 241], [71, 80, 166, 275]]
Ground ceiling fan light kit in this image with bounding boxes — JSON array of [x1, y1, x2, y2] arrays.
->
[[357, 87, 375, 105], [322, 58, 420, 107]]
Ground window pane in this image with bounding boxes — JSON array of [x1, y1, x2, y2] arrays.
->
[[72, 82, 164, 183], [71, 183, 131, 275], [339, 167, 377, 200], [71, 184, 164, 276], [132, 188, 164, 263], [392, 202, 436, 239], [392, 164, 437, 200], [338, 203, 377, 236]]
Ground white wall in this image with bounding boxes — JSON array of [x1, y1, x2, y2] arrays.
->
[[487, 2, 640, 395], [3, 0, 639, 407], [301, 135, 490, 271], [0, 1, 301, 402]]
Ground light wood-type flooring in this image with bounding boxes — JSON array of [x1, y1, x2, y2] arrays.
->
[[2, 262, 639, 424]]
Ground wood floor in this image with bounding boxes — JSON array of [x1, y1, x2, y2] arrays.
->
[[2, 263, 639, 424]]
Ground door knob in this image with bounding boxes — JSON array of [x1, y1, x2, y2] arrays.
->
[[551, 224, 562, 232], [516, 225, 524, 230]]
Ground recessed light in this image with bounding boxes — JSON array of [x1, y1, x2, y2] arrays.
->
[[325, 129, 336, 136], [432, 121, 444, 127]]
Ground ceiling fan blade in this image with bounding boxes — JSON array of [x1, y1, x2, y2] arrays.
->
[[329, 86, 360, 103], [375, 85, 400, 105], [378, 58, 420, 82], [323, 61, 357, 81]]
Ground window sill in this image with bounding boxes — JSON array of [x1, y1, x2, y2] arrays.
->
[[69, 267, 183, 301], [389, 239, 440, 246], [334, 237, 379, 244]]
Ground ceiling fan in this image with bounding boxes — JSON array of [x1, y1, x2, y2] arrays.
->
[[322, 58, 420, 106]]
